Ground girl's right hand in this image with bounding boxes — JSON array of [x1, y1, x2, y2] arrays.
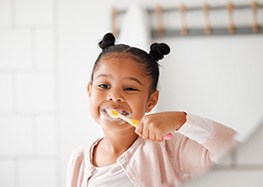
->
[[135, 111, 186, 142]]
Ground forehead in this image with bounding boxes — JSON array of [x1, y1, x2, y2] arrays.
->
[[101, 53, 140, 65], [94, 53, 145, 75]]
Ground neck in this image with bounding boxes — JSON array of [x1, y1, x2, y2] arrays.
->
[[102, 130, 138, 154], [92, 128, 139, 167]]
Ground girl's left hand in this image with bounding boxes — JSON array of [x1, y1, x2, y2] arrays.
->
[[135, 111, 186, 142]]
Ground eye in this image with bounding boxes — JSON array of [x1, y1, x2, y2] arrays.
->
[[98, 83, 110, 90], [124, 87, 138, 92]]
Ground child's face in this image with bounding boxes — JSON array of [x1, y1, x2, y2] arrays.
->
[[87, 54, 159, 130]]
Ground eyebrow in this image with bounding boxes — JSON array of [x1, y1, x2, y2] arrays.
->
[[95, 74, 110, 79], [124, 77, 143, 85], [95, 74, 143, 85]]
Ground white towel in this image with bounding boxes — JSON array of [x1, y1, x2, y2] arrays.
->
[[118, 5, 150, 51]]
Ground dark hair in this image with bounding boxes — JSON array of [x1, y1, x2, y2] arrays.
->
[[90, 33, 170, 92]]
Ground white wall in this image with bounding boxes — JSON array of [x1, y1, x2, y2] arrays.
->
[[157, 36, 263, 141], [0, 0, 58, 186], [0, 0, 263, 186]]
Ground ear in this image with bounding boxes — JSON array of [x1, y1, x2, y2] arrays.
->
[[146, 90, 159, 113], [87, 82, 92, 97]]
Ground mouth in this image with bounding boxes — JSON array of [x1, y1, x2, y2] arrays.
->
[[101, 108, 131, 118], [100, 107, 131, 125]]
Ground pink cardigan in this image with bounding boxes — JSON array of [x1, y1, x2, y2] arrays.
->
[[67, 114, 237, 187]]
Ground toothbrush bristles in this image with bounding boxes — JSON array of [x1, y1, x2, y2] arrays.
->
[[107, 109, 119, 118]]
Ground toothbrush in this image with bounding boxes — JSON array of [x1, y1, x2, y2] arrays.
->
[[107, 109, 173, 140]]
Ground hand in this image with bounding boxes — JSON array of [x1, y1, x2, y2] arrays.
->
[[135, 111, 186, 142]]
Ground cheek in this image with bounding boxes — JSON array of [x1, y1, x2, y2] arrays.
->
[[88, 91, 102, 114], [131, 98, 149, 117], [88, 98, 97, 117], [89, 88, 103, 100]]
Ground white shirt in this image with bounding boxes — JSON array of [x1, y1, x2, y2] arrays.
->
[[88, 162, 134, 187]]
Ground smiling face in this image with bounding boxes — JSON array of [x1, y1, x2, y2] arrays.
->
[[88, 53, 159, 132]]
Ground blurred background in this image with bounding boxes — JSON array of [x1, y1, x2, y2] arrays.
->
[[0, 0, 263, 186]]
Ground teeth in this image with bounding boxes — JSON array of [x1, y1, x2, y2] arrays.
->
[[102, 109, 108, 115], [102, 108, 131, 117], [113, 109, 131, 117], [121, 111, 130, 116]]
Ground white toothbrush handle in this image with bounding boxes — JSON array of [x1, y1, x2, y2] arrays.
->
[[118, 115, 138, 127]]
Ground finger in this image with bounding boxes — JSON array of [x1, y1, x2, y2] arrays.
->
[[135, 122, 143, 136], [141, 125, 149, 139], [149, 128, 156, 141], [155, 132, 163, 142]]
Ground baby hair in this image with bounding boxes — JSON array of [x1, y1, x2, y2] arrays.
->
[[90, 33, 170, 92]]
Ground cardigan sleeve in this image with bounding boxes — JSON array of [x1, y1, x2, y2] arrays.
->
[[178, 113, 216, 144], [66, 147, 85, 187], [178, 113, 238, 161], [173, 113, 238, 179]]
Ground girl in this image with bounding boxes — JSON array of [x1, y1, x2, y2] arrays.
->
[[67, 33, 238, 187]]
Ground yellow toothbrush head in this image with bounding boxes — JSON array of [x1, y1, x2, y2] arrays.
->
[[107, 109, 119, 119]]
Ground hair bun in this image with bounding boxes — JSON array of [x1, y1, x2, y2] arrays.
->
[[98, 33, 115, 50], [149, 43, 170, 61]]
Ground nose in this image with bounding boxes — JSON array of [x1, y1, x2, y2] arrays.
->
[[107, 90, 124, 102]]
